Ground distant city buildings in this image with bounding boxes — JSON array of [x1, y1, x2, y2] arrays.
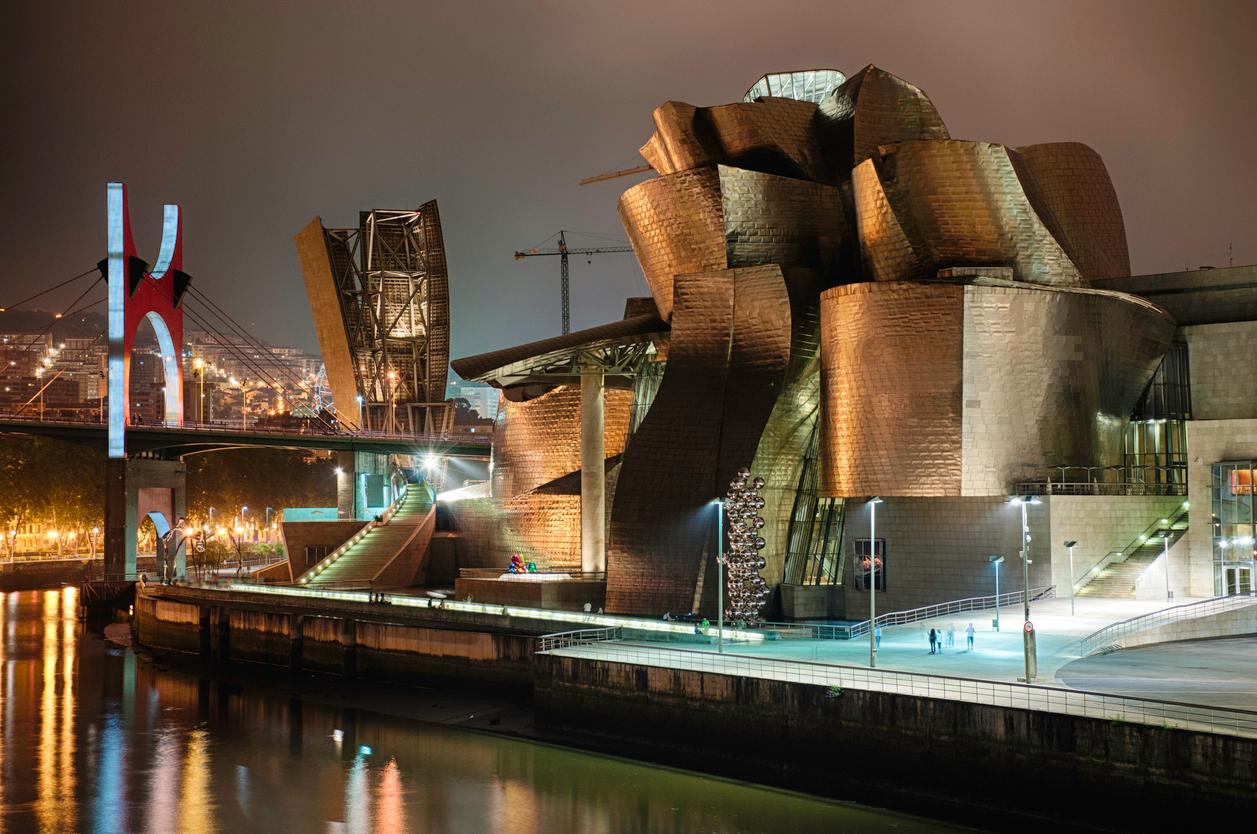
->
[[0, 318, 324, 425]]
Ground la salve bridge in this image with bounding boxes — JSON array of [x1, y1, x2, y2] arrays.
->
[[0, 183, 486, 582]]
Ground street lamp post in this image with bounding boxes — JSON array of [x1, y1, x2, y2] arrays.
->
[[714, 498, 725, 654], [1161, 531, 1172, 601], [868, 496, 883, 668], [193, 357, 205, 423], [1014, 496, 1041, 682], [1064, 540, 1078, 616], [988, 555, 1004, 631]]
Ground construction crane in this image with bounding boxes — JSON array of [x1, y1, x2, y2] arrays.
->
[[514, 230, 633, 335]]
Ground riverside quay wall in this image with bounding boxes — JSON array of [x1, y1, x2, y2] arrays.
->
[[533, 654, 1257, 832], [135, 585, 1256, 831], [135, 586, 537, 687]]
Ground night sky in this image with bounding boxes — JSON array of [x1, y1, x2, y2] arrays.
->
[[3, 1, 1254, 363]]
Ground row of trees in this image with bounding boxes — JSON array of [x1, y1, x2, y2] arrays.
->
[[0, 436, 337, 550]]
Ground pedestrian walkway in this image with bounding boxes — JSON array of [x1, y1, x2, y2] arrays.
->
[[639, 597, 1203, 685]]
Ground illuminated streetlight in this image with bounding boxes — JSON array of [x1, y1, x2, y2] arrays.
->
[[1011, 495, 1042, 682]]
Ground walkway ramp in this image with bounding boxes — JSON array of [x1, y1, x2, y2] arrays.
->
[[297, 486, 436, 588]]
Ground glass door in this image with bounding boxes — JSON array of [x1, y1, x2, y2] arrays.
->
[[1223, 565, 1254, 595]]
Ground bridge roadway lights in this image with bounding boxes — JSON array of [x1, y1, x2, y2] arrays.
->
[[104, 457, 187, 581]]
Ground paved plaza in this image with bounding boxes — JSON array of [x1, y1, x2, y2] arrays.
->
[[631, 597, 1255, 698]]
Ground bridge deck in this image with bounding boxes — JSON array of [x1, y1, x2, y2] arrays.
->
[[0, 416, 491, 457]]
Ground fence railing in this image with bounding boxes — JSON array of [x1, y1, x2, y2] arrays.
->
[[457, 568, 607, 581], [537, 640, 1257, 739], [1078, 593, 1257, 656], [763, 587, 1055, 640], [1014, 481, 1188, 497], [536, 627, 622, 652]]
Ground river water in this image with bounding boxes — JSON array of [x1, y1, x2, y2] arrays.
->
[[0, 588, 973, 833]]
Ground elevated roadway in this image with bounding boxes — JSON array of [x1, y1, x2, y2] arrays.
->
[[0, 415, 491, 458]]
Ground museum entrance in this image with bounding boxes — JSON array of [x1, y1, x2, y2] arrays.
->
[[1223, 564, 1253, 596]]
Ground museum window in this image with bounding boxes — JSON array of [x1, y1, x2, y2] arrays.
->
[[852, 539, 886, 592], [782, 424, 846, 585], [1125, 340, 1190, 493], [1210, 462, 1257, 596]]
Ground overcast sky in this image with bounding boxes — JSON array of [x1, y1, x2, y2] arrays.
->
[[2, 1, 1254, 362]]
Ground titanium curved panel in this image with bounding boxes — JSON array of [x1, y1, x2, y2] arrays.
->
[[818, 280, 1174, 497], [619, 168, 726, 321], [491, 385, 631, 500], [718, 166, 849, 276], [854, 141, 1084, 287], [746, 268, 824, 586], [640, 97, 827, 182], [1013, 142, 1131, 280], [816, 64, 950, 171], [818, 281, 965, 497], [607, 266, 792, 614]]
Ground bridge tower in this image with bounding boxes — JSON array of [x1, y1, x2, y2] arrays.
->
[[102, 182, 191, 580]]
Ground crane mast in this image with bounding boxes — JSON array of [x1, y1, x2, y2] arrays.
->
[[513, 230, 633, 335]]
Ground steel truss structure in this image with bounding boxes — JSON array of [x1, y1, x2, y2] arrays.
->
[[320, 203, 451, 434]]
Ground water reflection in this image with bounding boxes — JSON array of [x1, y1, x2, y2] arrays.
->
[[0, 590, 971, 833]]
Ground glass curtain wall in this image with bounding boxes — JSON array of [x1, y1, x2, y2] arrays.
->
[[782, 425, 846, 585], [1125, 341, 1191, 493], [1210, 461, 1257, 596]]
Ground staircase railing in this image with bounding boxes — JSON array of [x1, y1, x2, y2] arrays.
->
[[298, 484, 410, 586], [763, 586, 1055, 640], [1073, 500, 1190, 594], [1078, 594, 1257, 656], [536, 626, 623, 652]]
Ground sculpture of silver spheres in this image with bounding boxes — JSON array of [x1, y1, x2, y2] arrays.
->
[[722, 467, 768, 623]]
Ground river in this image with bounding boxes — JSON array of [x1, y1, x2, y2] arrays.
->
[[0, 588, 975, 833]]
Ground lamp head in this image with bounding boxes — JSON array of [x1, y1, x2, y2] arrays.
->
[[1064, 540, 1078, 548], [988, 555, 1005, 565], [868, 496, 884, 505]]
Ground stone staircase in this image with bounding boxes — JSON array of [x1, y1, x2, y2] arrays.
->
[[298, 486, 435, 587], [1076, 506, 1189, 599]]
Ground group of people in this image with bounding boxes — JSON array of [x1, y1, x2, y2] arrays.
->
[[927, 622, 976, 654]]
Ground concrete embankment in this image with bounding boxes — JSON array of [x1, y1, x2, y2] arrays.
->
[[135, 585, 1257, 832], [533, 653, 1257, 831], [135, 586, 538, 688]]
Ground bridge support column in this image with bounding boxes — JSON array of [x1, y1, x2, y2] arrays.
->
[[580, 357, 606, 574], [104, 458, 187, 581], [336, 451, 390, 521]]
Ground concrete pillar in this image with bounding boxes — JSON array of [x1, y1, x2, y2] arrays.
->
[[580, 358, 606, 574], [104, 458, 186, 581], [336, 451, 356, 519]]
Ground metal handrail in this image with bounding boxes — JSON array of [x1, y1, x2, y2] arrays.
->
[[536, 641, 1257, 739], [763, 587, 1055, 640], [1078, 594, 1257, 656], [1073, 502, 1190, 594], [536, 627, 623, 652], [297, 483, 409, 584], [1014, 481, 1187, 497]]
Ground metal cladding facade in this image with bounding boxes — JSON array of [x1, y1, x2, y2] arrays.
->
[[817, 279, 1176, 497], [487, 385, 633, 571], [455, 63, 1176, 614]]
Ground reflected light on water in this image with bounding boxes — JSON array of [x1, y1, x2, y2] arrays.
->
[[179, 729, 215, 834], [0, 589, 966, 834], [375, 759, 405, 834]]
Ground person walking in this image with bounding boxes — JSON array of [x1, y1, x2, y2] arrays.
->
[[947, 622, 956, 648], [966, 622, 976, 651], [928, 627, 937, 654], [874, 624, 883, 650]]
